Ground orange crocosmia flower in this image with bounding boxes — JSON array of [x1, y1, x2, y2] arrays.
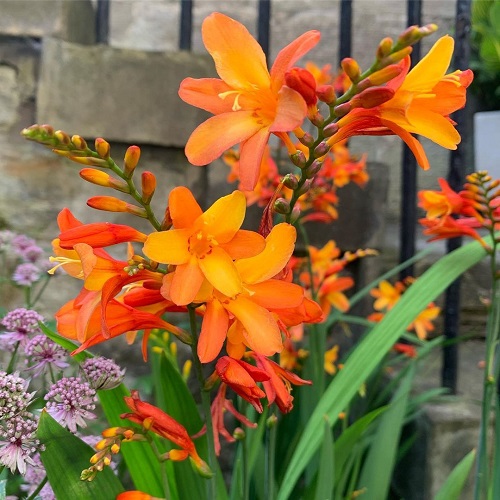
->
[[305, 61, 333, 85], [318, 274, 353, 316], [143, 186, 265, 306], [408, 304, 441, 340], [420, 215, 486, 246], [121, 391, 211, 476], [418, 178, 466, 219], [117, 492, 159, 500], [393, 343, 417, 358], [215, 356, 269, 413], [324, 345, 339, 375], [252, 352, 312, 414], [370, 280, 402, 311], [178, 12, 320, 190], [329, 36, 473, 171], [197, 223, 302, 362]]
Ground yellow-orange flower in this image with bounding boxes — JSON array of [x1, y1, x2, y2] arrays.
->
[[179, 12, 320, 190], [143, 186, 265, 306], [329, 36, 473, 170], [370, 280, 402, 311]]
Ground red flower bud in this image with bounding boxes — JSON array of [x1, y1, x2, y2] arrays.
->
[[285, 67, 317, 107]]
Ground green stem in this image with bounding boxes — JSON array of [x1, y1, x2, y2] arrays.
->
[[6, 341, 20, 374], [30, 276, 51, 308], [242, 436, 249, 500], [149, 437, 172, 500], [187, 305, 216, 500], [25, 285, 32, 308], [26, 475, 48, 500], [265, 416, 277, 500]]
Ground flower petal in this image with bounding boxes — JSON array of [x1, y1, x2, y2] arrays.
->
[[238, 128, 271, 191], [246, 280, 304, 309], [198, 299, 229, 362], [235, 223, 296, 284], [169, 186, 203, 229], [143, 229, 191, 264], [178, 77, 234, 114], [202, 12, 270, 90], [170, 257, 205, 306], [221, 230, 266, 259], [269, 87, 307, 133], [198, 247, 243, 298], [185, 111, 262, 166]]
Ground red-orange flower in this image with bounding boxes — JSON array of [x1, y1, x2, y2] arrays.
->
[[179, 12, 320, 190], [328, 36, 473, 171], [121, 391, 211, 476]]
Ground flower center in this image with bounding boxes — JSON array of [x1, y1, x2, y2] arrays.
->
[[188, 231, 218, 259]]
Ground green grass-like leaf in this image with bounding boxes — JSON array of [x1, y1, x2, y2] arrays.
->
[[434, 449, 476, 500], [276, 237, 488, 500], [37, 411, 124, 500]]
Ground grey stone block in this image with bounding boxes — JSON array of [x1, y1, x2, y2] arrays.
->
[[0, 1, 95, 44], [37, 37, 215, 148]]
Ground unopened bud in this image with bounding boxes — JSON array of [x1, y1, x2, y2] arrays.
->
[[313, 141, 330, 158], [290, 206, 301, 224], [310, 112, 324, 127], [124, 145, 141, 176], [233, 427, 246, 441], [71, 135, 88, 150], [79, 168, 129, 192], [266, 414, 278, 428], [95, 138, 110, 159], [87, 196, 147, 217], [333, 102, 351, 118], [351, 87, 395, 109], [380, 46, 412, 66], [316, 84, 336, 104], [323, 122, 339, 138], [305, 160, 323, 178], [290, 150, 307, 168], [296, 179, 312, 197], [283, 174, 299, 190], [161, 206, 173, 231], [357, 64, 403, 90], [285, 67, 318, 107], [298, 132, 315, 147], [341, 58, 361, 83], [397, 24, 438, 49], [40, 124, 55, 136], [141, 171, 157, 204], [55, 152, 109, 168], [55, 130, 71, 146], [274, 198, 291, 214], [376, 37, 394, 60]]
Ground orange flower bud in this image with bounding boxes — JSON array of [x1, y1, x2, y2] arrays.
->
[[54, 130, 71, 146], [71, 135, 88, 150], [380, 46, 412, 66], [79, 168, 128, 192], [377, 37, 393, 60], [285, 67, 317, 107], [54, 152, 109, 167], [351, 87, 395, 109], [87, 196, 147, 217], [124, 145, 141, 176], [95, 138, 110, 159], [341, 58, 361, 83], [357, 64, 403, 90], [316, 84, 336, 104], [141, 171, 157, 204]]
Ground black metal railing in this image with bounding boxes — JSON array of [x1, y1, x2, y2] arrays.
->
[[95, 0, 471, 392]]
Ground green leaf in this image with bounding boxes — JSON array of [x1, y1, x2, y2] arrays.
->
[[356, 363, 415, 498], [434, 449, 476, 500], [39, 322, 91, 363], [37, 410, 124, 500], [333, 406, 387, 484], [98, 384, 165, 497], [314, 417, 334, 500], [276, 237, 489, 500]]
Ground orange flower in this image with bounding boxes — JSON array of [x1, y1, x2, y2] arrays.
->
[[252, 352, 312, 413], [179, 12, 320, 190], [318, 274, 354, 316], [117, 492, 158, 500], [329, 36, 473, 170], [408, 304, 441, 340], [143, 186, 265, 306], [370, 280, 402, 311], [121, 391, 211, 476], [418, 178, 467, 219], [215, 356, 269, 413], [197, 223, 304, 362]]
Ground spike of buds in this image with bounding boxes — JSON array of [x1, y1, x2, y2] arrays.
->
[[316, 84, 336, 105], [79, 168, 129, 192], [124, 145, 141, 177], [341, 58, 361, 83], [274, 198, 291, 215], [377, 37, 394, 60], [95, 138, 110, 159], [87, 196, 147, 217], [141, 171, 157, 204], [285, 67, 318, 107]]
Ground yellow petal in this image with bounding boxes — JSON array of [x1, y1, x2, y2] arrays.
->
[[143, 229, 191, 264], [235, 223, 296, 284], [246, 280, 303, 309], [202, 12, 270, 90], [221, 230, 266, 259], [198, 247, 242, 298]]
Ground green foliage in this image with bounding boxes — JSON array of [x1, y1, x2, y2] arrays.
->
[[434, 449, 476, 500]]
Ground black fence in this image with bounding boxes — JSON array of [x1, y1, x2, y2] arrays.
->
[[95, 0, 472, 393]]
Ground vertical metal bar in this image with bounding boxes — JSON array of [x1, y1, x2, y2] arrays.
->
[[258, 0, 271, 59], [338, 0, 352, 63], [96, 0, 110, 44], [442, 0, 472, 393], [179, 0, 193, 51], [399, 0, 422, 280]]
